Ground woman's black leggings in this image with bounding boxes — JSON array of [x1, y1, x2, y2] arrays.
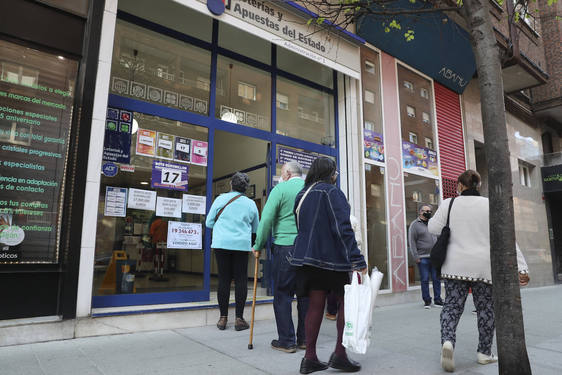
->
[[214, 249, 249, 318]]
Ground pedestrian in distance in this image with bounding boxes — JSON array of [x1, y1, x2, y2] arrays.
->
[[252, 161, 309, 354], [206, 172, 259, 332], [290, 157, 367, 374], [408, 204, 443, 309], [428, 170, 530, 372]]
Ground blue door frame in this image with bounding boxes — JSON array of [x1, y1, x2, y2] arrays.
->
[[92, 12, 340, 308]]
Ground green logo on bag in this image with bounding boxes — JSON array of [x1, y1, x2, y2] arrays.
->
[[345, 322, 353, 329]]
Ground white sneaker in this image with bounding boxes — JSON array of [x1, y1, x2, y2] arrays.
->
[[477, 352, 498, 365], [441, 341, 455, 372]]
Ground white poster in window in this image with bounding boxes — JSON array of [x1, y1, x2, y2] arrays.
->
[[167, 222, 202, 249], [128, 188, 157, 211], [104, 187, 127, 217], [182, 194, 206, 214], [156, 197, 182, 218]]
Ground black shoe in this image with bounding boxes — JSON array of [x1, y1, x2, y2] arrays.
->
[[271, 339, 296, 353], [424, 301, 431, 309], [434, 299, 444, 307], [328, 353, 361, 372], [300, 357, 329, 374], [297, 342, 306, 350]]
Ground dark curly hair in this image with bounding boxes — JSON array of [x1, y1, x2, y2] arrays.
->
[[305, 157, 337, 187]]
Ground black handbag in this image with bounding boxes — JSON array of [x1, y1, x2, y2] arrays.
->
[[430, 196, 456, 271]]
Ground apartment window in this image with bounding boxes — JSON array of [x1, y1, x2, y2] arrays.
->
[[409, 132, 418, 144], [519, 161, 532, 187], [422, 112, 430, 124], [404, 81, 414, 92], [196, 77, 210, 91], [277, 93, 289, 110], [365, 121, 375, 131], [420, 88, 429, 99], [365, 60, 375, 74], [407, 105, 416, 118], [364, 89, 375, 104], [424, 137, 433, 149], [1, 62, 39, 86], [238, 81, 256, 101]]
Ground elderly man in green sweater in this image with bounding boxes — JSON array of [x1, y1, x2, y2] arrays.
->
[[252, 161, 309, 353]]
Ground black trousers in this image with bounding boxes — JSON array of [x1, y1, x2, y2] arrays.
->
[[214, 249, 249, 318]]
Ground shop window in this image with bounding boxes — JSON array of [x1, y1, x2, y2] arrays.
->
[[276, 76, 334, 146], [365, 60, 376, 74], [215, 56, 271, 130], [519, 161, 532, 187], [409, 132, 418, 144], [218, 22, 271, 64], [277, 93, 289, 110], [238, 81, 256, 101], [422, 112, 430, 124], [404, 81, 414, 92], [278, 47, 333, 89], [364, 89, 375, 104], [365, 121, 375, 131], [93, 113, 209, 297], [364, 164, 389, 289], [110, 20, 212, 115], [1, 62, 39, 86], [407, 105, 416, 118], [424, 137, 433, 150]]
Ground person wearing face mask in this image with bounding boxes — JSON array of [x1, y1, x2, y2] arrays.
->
[[408, 204, 442, 309], [290, 157, 367, 374], [252, 161, 308, 353]]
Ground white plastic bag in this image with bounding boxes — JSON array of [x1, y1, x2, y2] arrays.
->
[[342, 271, 372, 354], [368, 268, 384, 339]]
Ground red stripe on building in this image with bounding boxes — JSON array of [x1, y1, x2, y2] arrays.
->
[[435, 83, 466, 199]]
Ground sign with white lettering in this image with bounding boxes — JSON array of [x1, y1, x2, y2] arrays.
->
[[167, 221, 202, 249]]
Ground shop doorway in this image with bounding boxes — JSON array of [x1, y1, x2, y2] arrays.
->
[[211, 131, 271, 302], [545, 192, 562, 282]]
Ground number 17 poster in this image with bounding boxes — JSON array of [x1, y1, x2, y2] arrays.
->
[[151, 160, 189, 191]]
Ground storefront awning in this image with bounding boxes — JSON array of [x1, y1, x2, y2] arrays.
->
[[356, 1, 476, 94]]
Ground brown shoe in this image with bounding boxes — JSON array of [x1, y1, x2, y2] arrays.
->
[[325, 313, 337, 321], [235, 317, 249, 331], [217, 316, 227, 330]]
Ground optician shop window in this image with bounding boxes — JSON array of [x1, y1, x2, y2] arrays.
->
[[93, 113, 209, 296], [110, 20, 212, 116]]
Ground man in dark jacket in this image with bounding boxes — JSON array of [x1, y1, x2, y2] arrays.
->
[[408, 204, 442, 309]]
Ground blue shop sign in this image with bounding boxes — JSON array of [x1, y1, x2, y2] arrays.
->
[[102, 162, 119, 177], [356, 0, 476, 94]]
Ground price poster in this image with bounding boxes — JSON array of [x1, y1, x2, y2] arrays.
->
[[127, 188, 157, 211], [167, 221, 202, 249], [151, 160, 189, 191], [156, 132, 174, 160], [174, 136, 191, 163], [182, 194, 206, 214], [190, 140, 208, 166], [156, 197, 182, 218], [104, 187, 127, 217], [136, 129, 156, 157]]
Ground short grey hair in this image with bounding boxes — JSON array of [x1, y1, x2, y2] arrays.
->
[[418, 203, 432, 213], [231, 172, 250, 193], [284, 161, 303, 176]]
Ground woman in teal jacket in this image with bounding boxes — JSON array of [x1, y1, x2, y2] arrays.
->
[[206, 172, 259, 331]]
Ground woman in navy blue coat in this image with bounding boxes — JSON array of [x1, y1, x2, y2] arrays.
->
[[290, 157, 366, 374]]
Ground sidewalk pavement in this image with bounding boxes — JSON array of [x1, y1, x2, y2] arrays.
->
[[2, 285, 561, 375]]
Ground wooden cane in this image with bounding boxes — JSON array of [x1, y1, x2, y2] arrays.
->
[[248, 256, 259, 349]]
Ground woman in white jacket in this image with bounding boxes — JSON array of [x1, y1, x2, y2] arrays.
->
[[428, 170, 529, 372]]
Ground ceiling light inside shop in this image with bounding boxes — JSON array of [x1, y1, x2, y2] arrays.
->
[[57, 55, 65, 60], [221, 111, 238, 123], [140, 181, 149, 185]]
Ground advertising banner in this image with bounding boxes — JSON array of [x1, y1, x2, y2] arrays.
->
[[278, 147, 316, 170], [364, 130, 385, 162], [151, 160, 189, 192], [136, 128, 156, 157], [402, 141, 439, 178], [191, 140, 208, 166], [103, 108, 132, 164]]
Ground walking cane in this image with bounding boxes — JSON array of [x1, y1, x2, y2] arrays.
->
[[248, 256, 259, 349]]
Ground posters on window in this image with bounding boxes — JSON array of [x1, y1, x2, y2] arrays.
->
[[167, 221, 202, 249], [278, 147, 316, 170], [174, 137, 191, 163], [364, 130, 385, 163], [156, 197, 182, 218], [127, 188, 157, 211], [136, 129, 157, 157], [151, 161, 189, 192], [156, 132, 174, 160], [402, 141, 439, 178], [103, 108, 132, 164], [104, 187, 127, 217], [191, 140, 208, 166], [182, 194, 206, 214]]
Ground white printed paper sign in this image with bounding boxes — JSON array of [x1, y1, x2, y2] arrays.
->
[[167, 221, 203, 249], [156, 197, 182, 218], [182, 194, 206, 214], [104, 187, 127, 217], [128, 188, 157, 211]]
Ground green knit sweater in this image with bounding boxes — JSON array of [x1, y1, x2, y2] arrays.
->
[[253, 177, 305, 250]]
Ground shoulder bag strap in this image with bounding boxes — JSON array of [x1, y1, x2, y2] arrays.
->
[[295, 182, 317, 229], [215, 194, 243, 223], [445, 196, 456, 227]]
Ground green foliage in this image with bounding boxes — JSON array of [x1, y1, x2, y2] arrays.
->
[[389, 19, 401, 30], [316, 17, 325, 24], [456, 0, 463, 6], [404, 29, 415, 41], [307, 18, 313, 26], [409, 0, 416, 3], [514, 11, 520, 22]]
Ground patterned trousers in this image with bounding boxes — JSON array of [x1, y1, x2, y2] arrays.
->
[[440, 279, 495, 355]]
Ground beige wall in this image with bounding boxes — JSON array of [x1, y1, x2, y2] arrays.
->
[[462, 80, 554, 286]]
